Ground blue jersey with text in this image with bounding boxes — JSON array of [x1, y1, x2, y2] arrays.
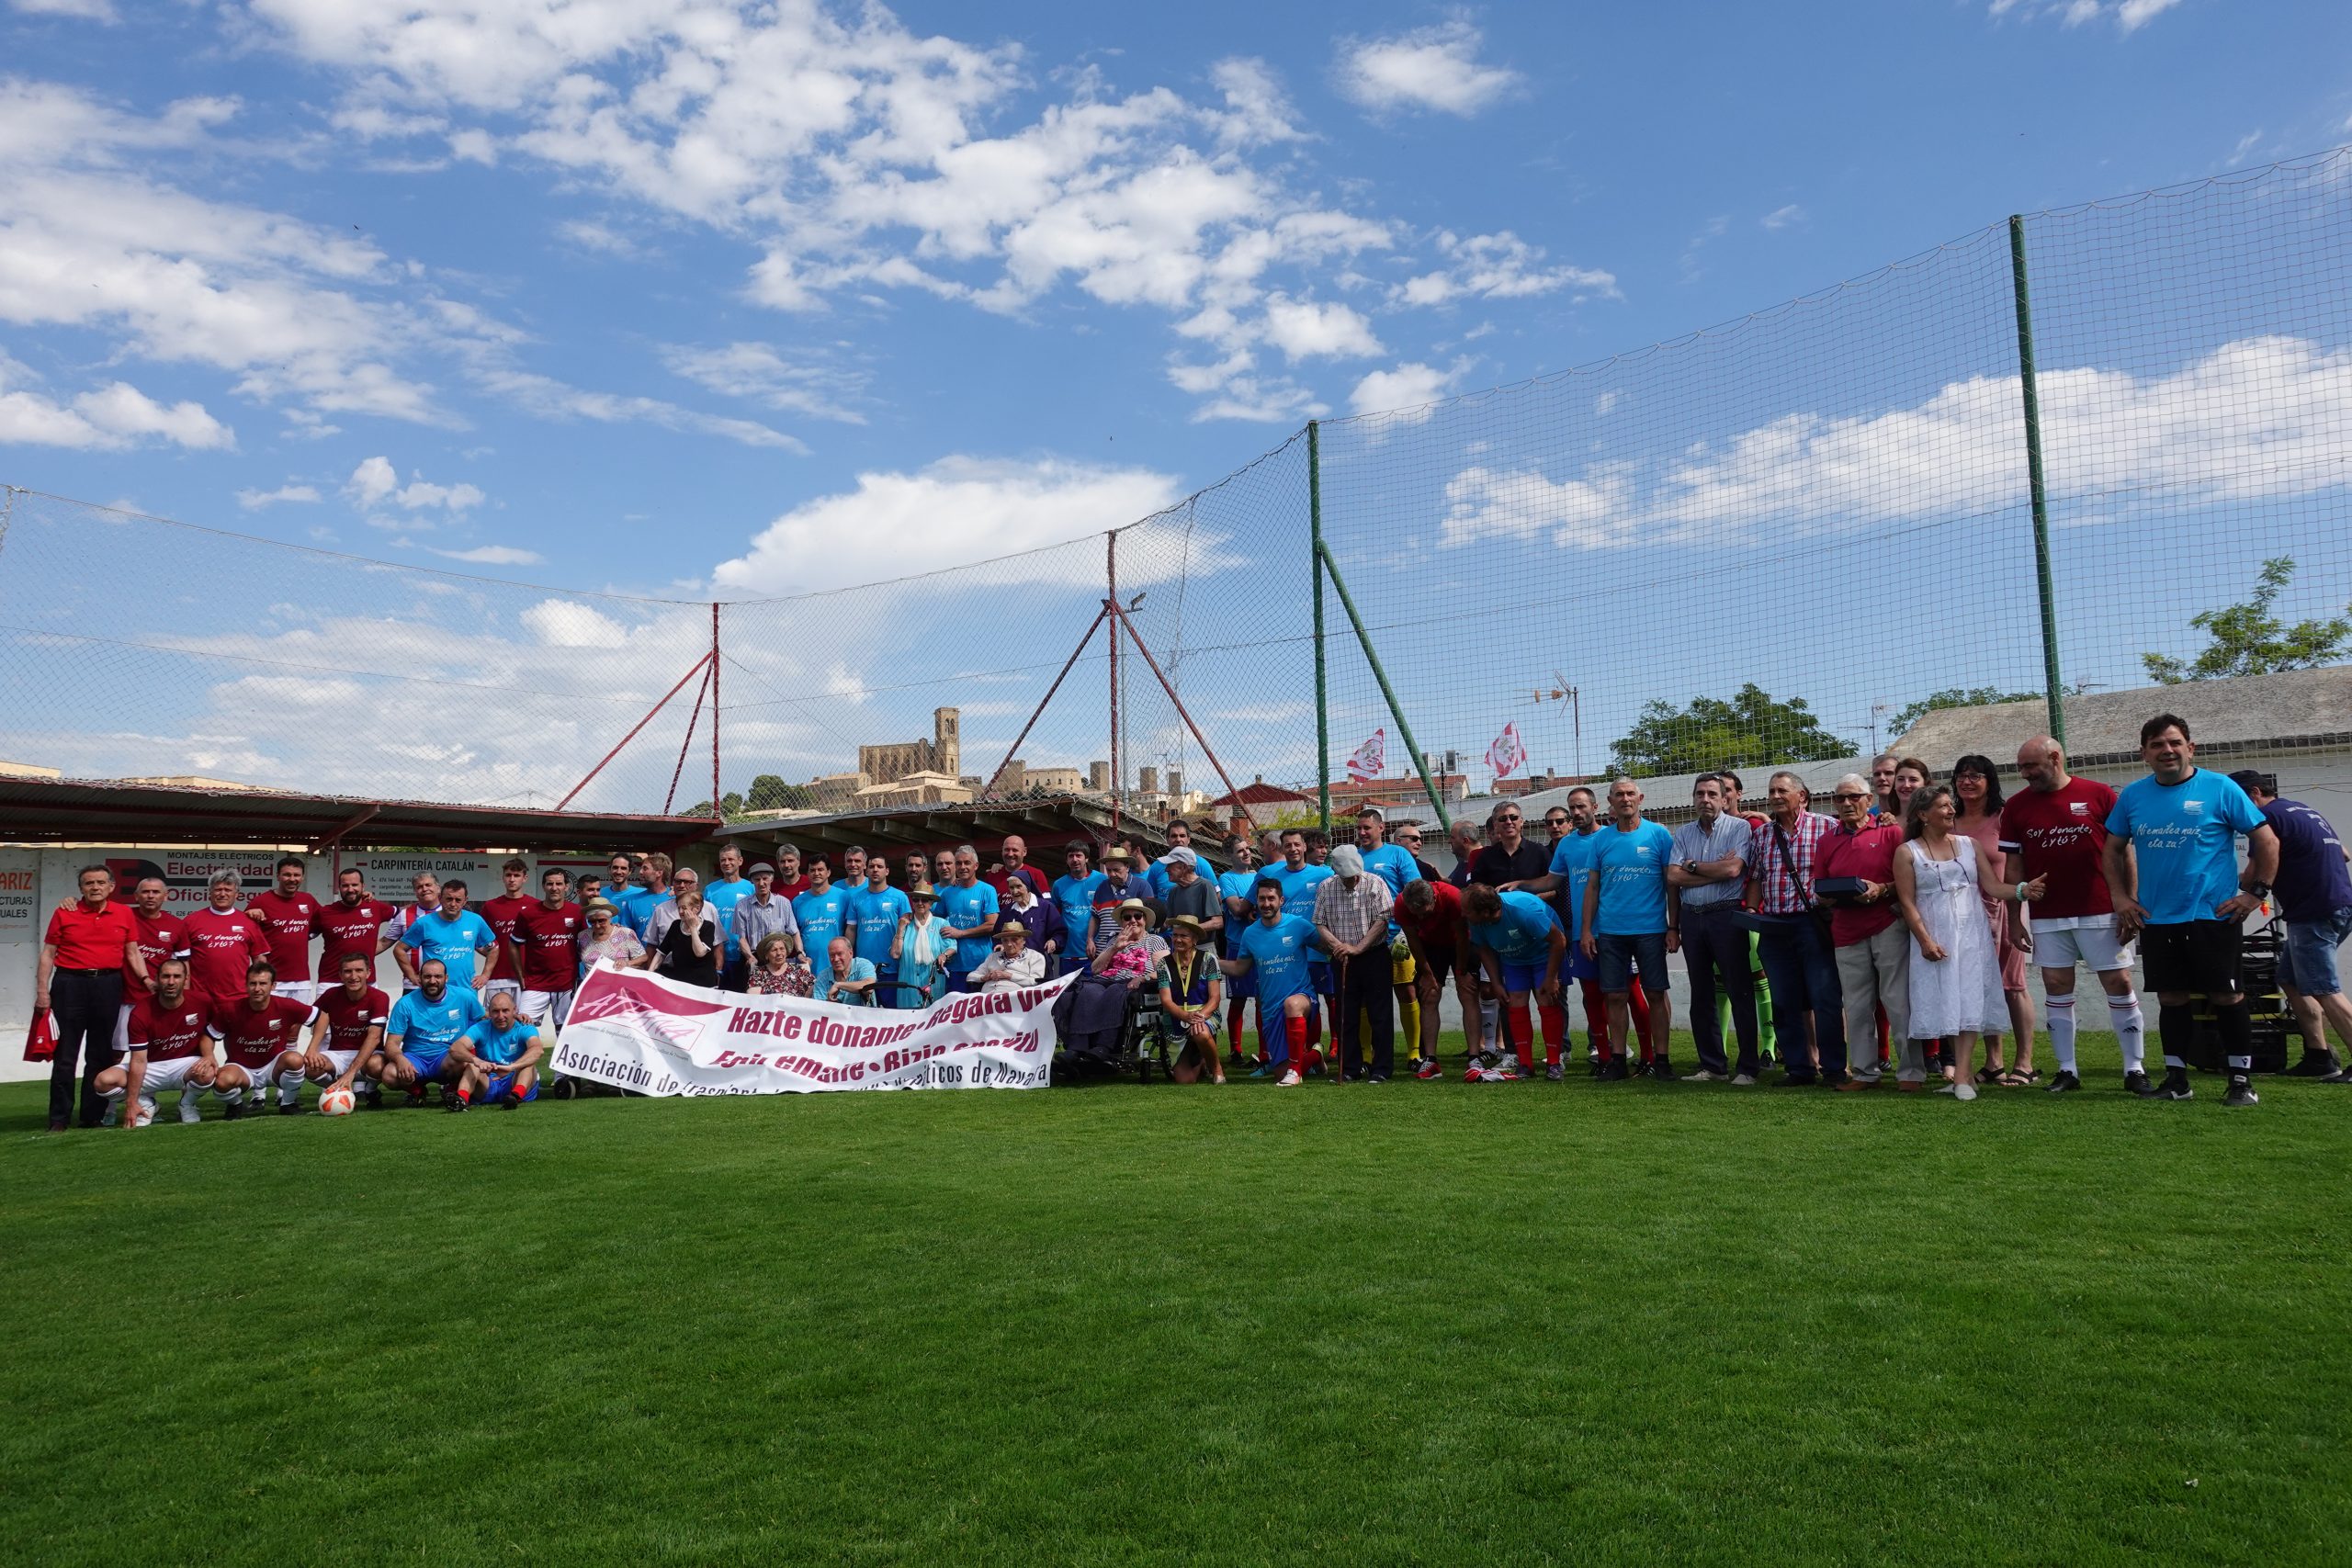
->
[[1051, 872, 1106, 948], [702, 876, 754, 941], [2107, 769, 2266, 926], [386, 987, 484, 1055], [1547, 831, 1608, 938], [1589, 820, 1676, 936], [935, 879, 1001, 972], [398, 908, 497, 991], [846, 886, 913, 966], [1238, 915, 1320, 1005], [792, 886, 854, 977], [459, 1016, 539, 1066], [1216, 869, 1261, 956], [1466, 889, 1560, 964]]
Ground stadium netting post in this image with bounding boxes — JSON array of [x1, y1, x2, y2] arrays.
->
[[1317, 541, 1453, 832], [2009, 212, 2068, 748], [1308, 418, 1331, 834]]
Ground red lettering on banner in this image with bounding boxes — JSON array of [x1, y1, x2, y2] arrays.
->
[[779, 1014, 802, 1041]]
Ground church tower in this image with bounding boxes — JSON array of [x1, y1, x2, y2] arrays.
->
[[933, 706, 960, 778]]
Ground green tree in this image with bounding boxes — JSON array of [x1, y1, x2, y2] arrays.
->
[[1890, 685, 2051, 737], [2143, 556, 2352, 685], [1605, 683, 1846, 778], [682, 790, 747, 818], [747, 773, 793, 810]]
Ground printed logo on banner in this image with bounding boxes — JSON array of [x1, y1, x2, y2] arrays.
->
[[569, 970, 729, 1052]]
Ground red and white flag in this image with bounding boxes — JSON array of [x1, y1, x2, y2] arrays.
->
[[1485, 720, 1527, 780], [1344, 728, 1386, 783]]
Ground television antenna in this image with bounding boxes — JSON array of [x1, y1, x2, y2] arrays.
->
[[1526, 671, 1582, 778]]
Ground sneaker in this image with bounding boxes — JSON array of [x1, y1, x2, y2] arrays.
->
[[2285, 1053, 2339, 1077], [1781, 1073, 1818, 1088], [279, 1100, 305, 1116], [1953, 1081, 1977, 1101], [1276, 1068, 1302, 1088], [2223, 1077, 2259, 1108], [1544, 1062, 1566, 1082], [405, 1087, 428, 1108], [101, 1103, 120, 1128], [445, 1093, 471, 1112], [1933, 1082, 1958, 1095], [360, 1087, 385, 1110], [2323, 1063, 2352, 1084], [1729, 1072, 1758, 1087], [2045, 1069, 2082, 1093], [1835, 1077, 1878, 1092], [1684, 1069, 1725, 1084], [1598, 1059, 1630, 1081], [176, 1095, 201, 1123], [1414, 1059, 1442, 1080], [497, 1090, 523, 1110], [2123, 1070, 2159, 1098], [1365, 1074, 1388, 1085], [221, 1100, 248, 1122], [1646, 1060, 1678, 1082], [1249, 1064, 1275, 1080], [2154, 1068, 2195, 1101], [1492, 1062, 1524, 1082]]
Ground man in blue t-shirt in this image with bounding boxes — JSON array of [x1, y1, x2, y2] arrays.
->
[[2104, 714, 2278, 1106], [702, 843, 756, 992], [1268, 829, 1335, 1026], [1578, 778, 1680, 1078], [792, 856, 854, 993], [2230, 770, 2350, 1079], [845, 858, 913, 1008], [397, 882, 498, 994], [449, 988, 545, 1110], [1215, 836, 1263, 1052], [1217, 880, 1326, 1086], [379, 959, 485, 1103], [1050, 842, 1106, 977], [1462, 886, 1566, 1082], [937, 845, 1001, 990]]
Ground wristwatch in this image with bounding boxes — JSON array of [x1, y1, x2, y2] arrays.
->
[[2245, 881, 2272, 899]]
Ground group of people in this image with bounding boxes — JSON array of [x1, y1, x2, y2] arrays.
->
[[33, 711, 2349, 1126]]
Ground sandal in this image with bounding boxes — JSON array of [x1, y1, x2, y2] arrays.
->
[[1973, 1064, 2005, 1085], [1998, 1067, 2041, 1087]]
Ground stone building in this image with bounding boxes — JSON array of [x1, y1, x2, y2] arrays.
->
[[858, 707, 960, 784]]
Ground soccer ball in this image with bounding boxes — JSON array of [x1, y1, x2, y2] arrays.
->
[[320, 1088, 356, 1117]]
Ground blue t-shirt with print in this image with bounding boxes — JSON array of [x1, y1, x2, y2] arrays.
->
[[398, 908, 498, 991], [846, 886, 913, 967], [386, 987, 484, 1055], [792, 886, 854, 983], [1589, 820, 1676, 936], [1466, 889, 1560, 964], [935, 879, 1001, 972], [1547, 832, 1607, 938], [2107, 768, 2267, 927], [1237, 915, 1321, 1005]]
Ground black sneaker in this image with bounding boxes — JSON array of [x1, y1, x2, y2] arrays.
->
[[2285, 1053, 2339, 1077], [2154, 1069, 2195, 1101], [1598, 1059, 1630, 1081], [444, 1094, 470, 1113], [2046, 1069, 2082, 1093], [278, 1100, 304, 1116], [2124, 1070, 2159, 1098], [360, 1087, 384, 1110], [1544, 1062, 1566, 1082], [222, 1100, 248, 1122], [1646, 1059, 1678, 1082], [1364, 1074, 1388, 1085], [2223, 1077, 2260, 1107], [497, 1089, 523, 1109], [1781, 1073, 1818, 1088]]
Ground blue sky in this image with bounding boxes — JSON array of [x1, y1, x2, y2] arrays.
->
[[4, 1, 2351, 805]]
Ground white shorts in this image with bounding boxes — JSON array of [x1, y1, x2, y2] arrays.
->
[[520, 989, 572, 1030], [137, 1056, 207, 1097], [482, 979, 522, 1003], [216, 1055, 300, 1090], [316, 1047, 363, 1079], [2030, 918, 2135, 974], [273, 981, 317, 1004]]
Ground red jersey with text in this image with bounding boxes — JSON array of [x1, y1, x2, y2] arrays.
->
[[126, 994, 209, 1061], [512, 901, 584, 990], [316, 897, 397, 976], [182, 907, 271, 1001], [129, 908, 190, 984], [478, 894, 534, 982], [1997, 778, 2120, 919], [312, 984, 390, 1053], [245, 889, 326, 984], [209, 995, 314, 1066]]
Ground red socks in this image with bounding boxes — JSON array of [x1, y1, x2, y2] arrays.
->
[[1285, 1014, 1308, 1066], [1538, 1002, 1567, 1066], [1507, 1001, 1534, 1069], [1628, 978, 1655, 1063], [1580, 979, 1612, 1060]]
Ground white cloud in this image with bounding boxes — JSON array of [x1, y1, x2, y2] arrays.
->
[[1334, 17, 1521, 117], [557, 218, 641, 256], [470, 366, 806, 451], [1348, 358, 1472, 419], [1209, 58, 1306, 145], [236, 482, 322, 509], [1187, 376, 1325, 424], [712, 456, 1187, 593], [1392, 231, 1617, 308], [0, 356, 233, 450], [1437, 334, 2352, 550], [1260, 296, 1382, 361], [520, 598, 627, 647], [345, 455, 398, 507], [1760, 204, 1805, 231], [659, 342, 867, 424], [11, 0, 117, 17], [1988, 0, 2183, 31], [2115, 0, 2182, 29], [429, 543, 543, 565], [395, 477, 486, 512]]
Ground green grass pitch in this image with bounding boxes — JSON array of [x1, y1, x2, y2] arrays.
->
[[5, 1032, 2349, 1566]]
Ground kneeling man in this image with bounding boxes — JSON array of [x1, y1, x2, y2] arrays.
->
[[209, 962, 317, 1118], [95, 957, 214, 1126], [448, 987, 545, 1111], [375, 958, 485, 1106], [305, 952, 390, 1108]]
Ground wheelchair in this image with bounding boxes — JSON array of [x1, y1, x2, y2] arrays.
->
[[1050, 970, 1186, 1083]]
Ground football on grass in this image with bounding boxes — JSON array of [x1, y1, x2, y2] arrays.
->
[[320, 1088, 356, 1117]]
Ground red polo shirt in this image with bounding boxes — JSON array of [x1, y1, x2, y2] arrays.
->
[[1815, 822, 1905, 945], [45, 900, 138, 970], [1395, 875, 1465, 953]]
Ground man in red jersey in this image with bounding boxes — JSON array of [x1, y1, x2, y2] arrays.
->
[[113, 874, 190, 1058], [1396, 874, 1484, 1075], [183, 870, 270, 1012], [37, 864, 145, 1131], [476, 856, 536, 1009], [304, 952, 390, 1107], [245, 854, 326, 1004], [95, 957, 214, 1127], [315, 867, 397, 984], [2001, 735, 2144, 1096], [510, 866, 584, 1034], [207, 961, 316, 1118]]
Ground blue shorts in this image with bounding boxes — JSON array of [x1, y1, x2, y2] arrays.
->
[[482, 1073, 538, 1102], [1311, 963, 1334, 999], [2278, 906, 2352, 997], [1597, 931, 1670, 995], [1565, 942, 1599, 983], [405, 1047, 450, 1081], [1498, 957, 1553, 995]]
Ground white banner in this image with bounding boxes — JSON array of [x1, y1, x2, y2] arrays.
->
[[552, 963, 1071, 1095]]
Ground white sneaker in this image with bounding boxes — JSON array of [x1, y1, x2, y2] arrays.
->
[[1953, 1081, 1977, 1101], [1933, 1082, 1957, 1094], [1730, 1072, 1758, 1087], [130, 1100, 154, 1129], [177, 1094, 201, 1123], [1277, 1068, 1302, 1087], [1685, 1069, 1725, 1083]]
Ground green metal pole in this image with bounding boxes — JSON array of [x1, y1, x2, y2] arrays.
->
[[2008, 214, 2067, 748], [1308, 420, 1331, 835], [1319, 541, 1453, 832]]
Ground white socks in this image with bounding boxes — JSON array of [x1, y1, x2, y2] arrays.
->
[[2045, 996, 2077, 1074], [2109, 993, 2145, 1075]]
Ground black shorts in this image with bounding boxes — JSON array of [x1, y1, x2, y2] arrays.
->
[[2140, 919, 2243, 996], [1419, 945, 1456, 988]]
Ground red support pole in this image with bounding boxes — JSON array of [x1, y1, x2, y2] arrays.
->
[[981, 605, 1109, 800], [1109, 603, 1248, 819], [710, 603, 723, 820], [559, 653, 711, 811], [1106, 531, 1121, 838], [664, 660, 713, 816]]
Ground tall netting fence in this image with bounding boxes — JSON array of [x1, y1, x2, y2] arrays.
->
[[1311, 150, 2352, 808], [2, 152, 2346, 820]]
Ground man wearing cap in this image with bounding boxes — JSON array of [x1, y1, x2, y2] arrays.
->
[[1158, 846, 1219, 933], [969, 919, 1046, 994], [735, 862, 800, 977], [1143, 819, 1195, 899], [2232, 769, 2352, 1079], [1316, 844, 1397, 1082], [1051, 843, 1105, 976]]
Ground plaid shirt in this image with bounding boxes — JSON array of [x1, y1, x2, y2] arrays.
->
[[1748, 810, 1838, 914], [1314, 873, 1394, 953]]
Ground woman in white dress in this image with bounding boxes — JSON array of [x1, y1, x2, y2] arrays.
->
[[1893, 785, 2046, 1100]]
